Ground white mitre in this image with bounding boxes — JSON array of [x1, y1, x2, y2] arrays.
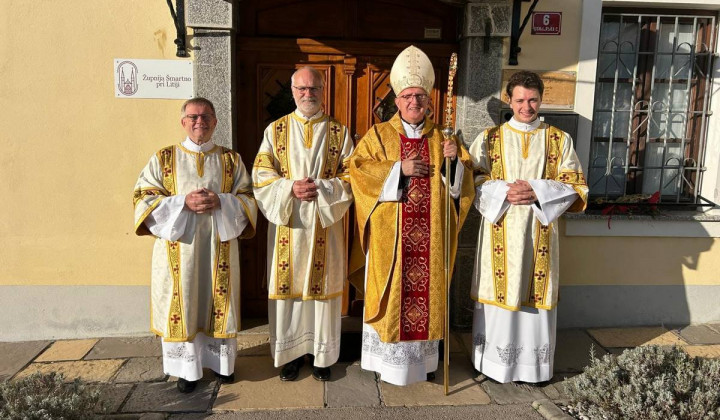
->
[[390, 45, 435, 94]]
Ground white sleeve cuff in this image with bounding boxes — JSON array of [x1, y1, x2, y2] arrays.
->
[[379, 162, 403, 202], [444, 161, 464, 200], [213, 193, 249, 241], [145, 194, 191, 241], [528, 179, 579, 226], [475, 180, 510, 224]]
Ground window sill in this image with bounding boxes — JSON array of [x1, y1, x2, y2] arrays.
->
[[563, 211, 720, 237]]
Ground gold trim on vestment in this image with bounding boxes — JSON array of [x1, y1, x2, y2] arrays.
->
[[520, 125, 561, 307], [321, 119, 344, 179], [210, 240, 231, 335], [267, 290, 344, 300], [253, 152, 275, 170], [133, 187, 168, 206], [134, 198, 164, 235], [166, 241, 185, 339], [487, 125, 508, 304], [221, 149, 235, 193], [490, 218, 508, 305], [152, 327, 238, 342], [158, 146, 177, 195], [274, 116, 291, 178], [274, 225, 293, 297], [308, 225, 327, 298], [291, 113, 328, 149], [234, 192, 257, 238], [253, 177, 281, 188]]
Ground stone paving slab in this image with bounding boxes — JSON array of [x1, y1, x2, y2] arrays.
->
[[238, 319, 269, 335], [0, 340, 51, 381], [15, 359, 125, 383], [380, 356, 490, 407], [326, 362, 381, 408], [587, 327, 686, 348], [538, 380, 573, 402], [213, 356, 323, 410], [93, 383, 134, 413], [554, 330, 607, 374], [706, 323, 720, 335], [85, 337, 162, 359], [122, 381, 214, 413], [480, 380, 547, 405], [237, 334, 270, 357], [36, 339, 98, 362], [115, 357, 166, 383], [677, 325, 720, 345], [532, 399, 573, 420], [683, 344, 720, 358]]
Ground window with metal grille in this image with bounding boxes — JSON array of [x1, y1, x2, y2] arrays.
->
[[588, 11, 716, 208]]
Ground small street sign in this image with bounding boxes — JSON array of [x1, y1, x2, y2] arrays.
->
[[531, 12, 562, 35]]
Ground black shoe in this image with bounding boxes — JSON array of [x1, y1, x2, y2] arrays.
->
[[426, 372, 436, 381], [312, 366, 331, 381], [280, 357, 304, 381], [215, 372, 235, 384], [177, 378, 198, 393]]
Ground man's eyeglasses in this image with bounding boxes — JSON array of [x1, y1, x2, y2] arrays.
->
[[292, 86, 323, 94], [183, 114, 215, 122], [398, 93, 429, 102]]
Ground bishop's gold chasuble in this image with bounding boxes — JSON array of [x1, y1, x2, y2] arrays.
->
[[252, 111, 354, 302], [350, 113, 475, 343], [133, 144, 257, 342], [469, 123, 588, 311]]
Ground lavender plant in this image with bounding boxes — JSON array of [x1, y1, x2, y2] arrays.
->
[[0, 372, 101, 419], [565, 345, 720, 420]]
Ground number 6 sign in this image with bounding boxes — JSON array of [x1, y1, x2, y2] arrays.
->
[[531, 12, 562, 35]]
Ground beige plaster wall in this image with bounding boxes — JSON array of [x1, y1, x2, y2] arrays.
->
[[0, 1, 189, 286], [560, 231, 720, 286]]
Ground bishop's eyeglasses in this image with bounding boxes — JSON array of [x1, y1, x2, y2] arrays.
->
[[397, 93, 429, 102]]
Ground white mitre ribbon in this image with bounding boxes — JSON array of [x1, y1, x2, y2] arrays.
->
[[390, 45, 435, 94]]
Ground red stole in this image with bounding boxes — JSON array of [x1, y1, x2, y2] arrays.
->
[[399, 134, 431, 341]]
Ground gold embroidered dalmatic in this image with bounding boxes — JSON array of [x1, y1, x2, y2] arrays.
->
[[133, 143, 257, 342], [252, 111, 354, 301], [469, 122, 588, 311], [349, 113, 475, 343]]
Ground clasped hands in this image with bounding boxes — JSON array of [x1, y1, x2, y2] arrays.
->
[[292, 177, 318, 201], [506, 180, 537, 206], [401, 140, 457, 177], [185, 188, 221, 213]]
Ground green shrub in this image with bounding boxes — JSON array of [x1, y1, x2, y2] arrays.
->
[[0, 372, 101, 419], [565, 345, 720, 420]]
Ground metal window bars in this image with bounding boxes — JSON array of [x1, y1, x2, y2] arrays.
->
[[588, 12, 716, 208]]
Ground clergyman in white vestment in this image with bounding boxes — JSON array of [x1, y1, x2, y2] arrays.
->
[[252, 67, 354, 382], [134, 97, 258, 393], [468, 71, 588, 383]]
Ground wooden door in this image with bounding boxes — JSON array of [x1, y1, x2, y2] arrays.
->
[[235, 1, 460, 318]]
